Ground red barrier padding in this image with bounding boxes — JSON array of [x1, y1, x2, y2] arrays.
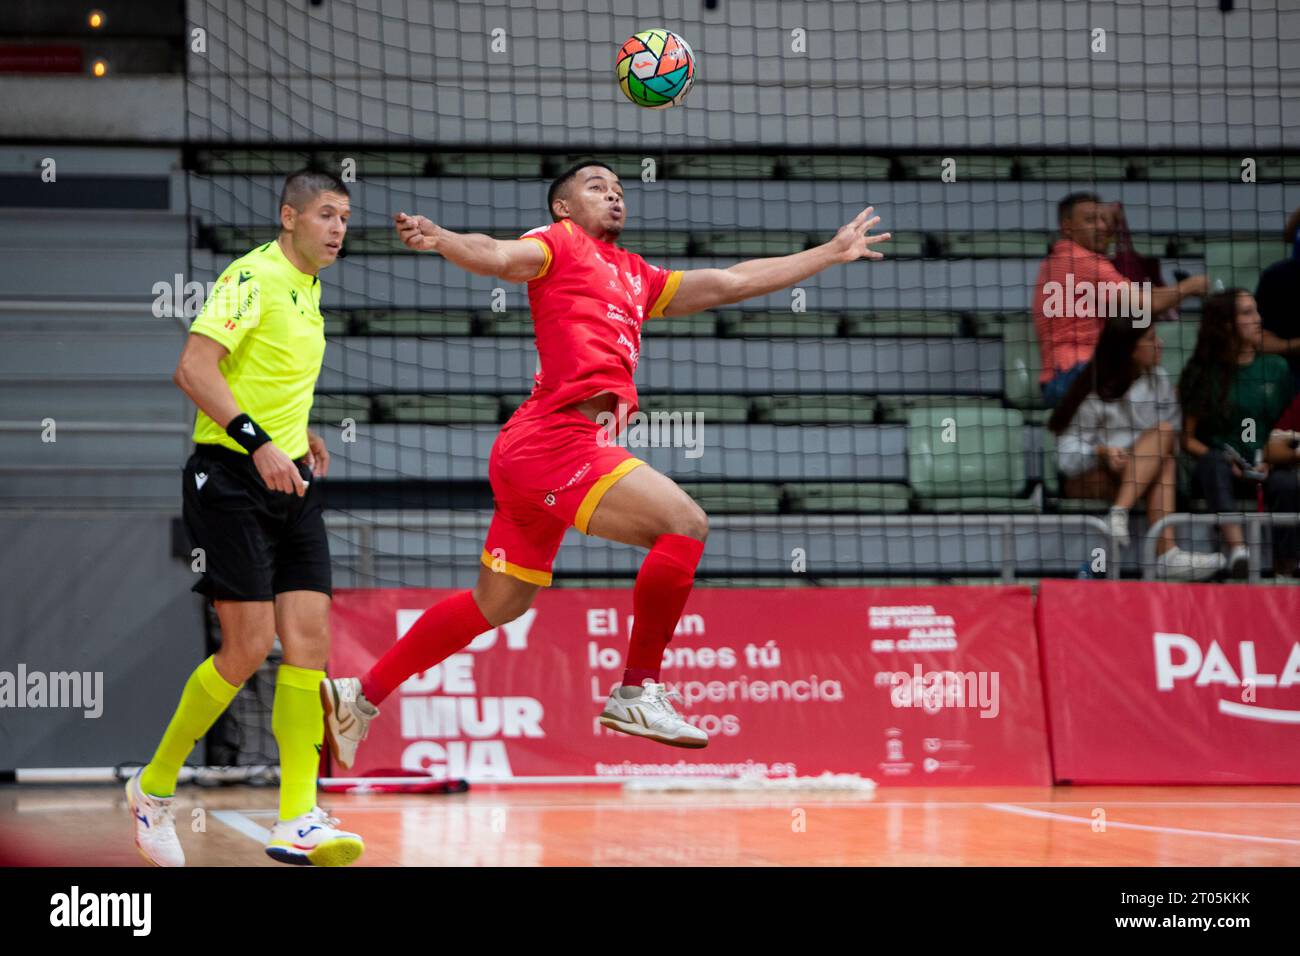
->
[[1037, 580, 1300, 784], [329, 586, 1051, 786]]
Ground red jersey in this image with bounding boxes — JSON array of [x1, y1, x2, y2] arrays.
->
[[510, 218, 682, 423]]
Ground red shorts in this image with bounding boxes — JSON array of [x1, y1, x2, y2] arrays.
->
[[483, 408, 645, 585]]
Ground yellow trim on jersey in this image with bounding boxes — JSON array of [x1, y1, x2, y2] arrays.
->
[[561, 219, 574, 234], [574, 458, 646, 535], [521, 235, 553, 281], [480, 549, 554, 587], [648, 270, 684, 319]]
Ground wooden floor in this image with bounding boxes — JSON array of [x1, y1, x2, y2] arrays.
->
[[3, 783, 1300, 866]]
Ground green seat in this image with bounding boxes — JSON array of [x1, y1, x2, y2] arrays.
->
[[843, 310, 961, 337], [663, 155, 779, 178], [480, 313, 535, 336], [615, 229, 691, 257], [877, 395, 1000, 424], [377, 394, 500, 424], [639, 394, 750, 423], [717, 310, 838, 337], [677, 482, 782, 514], [642, 313, 719, 336], [971, 311, 1032, 336], [918, 496, 1043, 513], [896, 155, 1013, 180], [1018, 155, 1131, 180], [752, 394, 875, 424], [941, 231, 1054, 258], [695, 232, 811, 257], [1206, 240, 1287, 294], [353, 310, 476, 336], [1002, 322, 1045, 409], [1157, 319, 1200, 385], [317, 150, 428, 175], [311, 394, 372, 424], [908, 405, 1029, 507], [435, 153, 545, 177], [196, 150, 313, 174], [784, 482, 911, 513], [782, 155, 892, 180]]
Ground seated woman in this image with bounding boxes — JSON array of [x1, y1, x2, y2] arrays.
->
[[1180, 289, 1299, 578], [1048, 315, 1224, 580]]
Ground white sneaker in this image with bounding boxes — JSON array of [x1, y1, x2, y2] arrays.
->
[[320, 676, 379, 771], [1108, 506, 1131, 549], [1228, 546, 1250, 580], [125, 769, 185, 867], [1156, 546, 1226, 581], [264, 806, 364, 867], [599, 680, 709, 749]]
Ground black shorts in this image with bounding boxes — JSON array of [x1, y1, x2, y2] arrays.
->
[[182, 443, 332, 602]]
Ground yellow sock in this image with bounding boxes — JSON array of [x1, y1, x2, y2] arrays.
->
[[140, 656, 242, 797], [273, 663, 326, 820]]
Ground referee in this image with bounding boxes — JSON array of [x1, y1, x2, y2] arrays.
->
[[124, 169, 363, 867]]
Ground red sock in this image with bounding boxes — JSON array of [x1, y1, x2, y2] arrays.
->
[[622, 534, 705, 688], [361, 590, 492, 705]]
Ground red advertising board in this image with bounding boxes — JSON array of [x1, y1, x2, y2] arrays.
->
[[328, 586, 1051, 786], [1037, 580, 1300, 784]]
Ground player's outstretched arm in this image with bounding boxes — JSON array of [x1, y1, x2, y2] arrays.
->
[[393, 212, 547, 283], [660, 206, 891, 317]]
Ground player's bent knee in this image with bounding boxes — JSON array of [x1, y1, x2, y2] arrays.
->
[[669, 502, 709, 543], [472, 578, 539, 628]]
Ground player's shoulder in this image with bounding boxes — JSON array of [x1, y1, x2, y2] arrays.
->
[[521, 220, 581, 243], [220, 242, 279, 282]]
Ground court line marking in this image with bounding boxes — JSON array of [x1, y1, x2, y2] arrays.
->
[[985, 803, 1300, 847], [228, 799, 1300, 816], [212, 809, 270, 843]]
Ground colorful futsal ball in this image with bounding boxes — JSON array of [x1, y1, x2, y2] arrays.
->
[[616, 29, 696, 109]]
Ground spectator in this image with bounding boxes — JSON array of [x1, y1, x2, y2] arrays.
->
[[1032, 192, 1208, 408], [1254, 205, 1300, 386], [1264, 390, 1300, 576], [1048, 315, 1224, 580], [1180, 289, 1298, 578]]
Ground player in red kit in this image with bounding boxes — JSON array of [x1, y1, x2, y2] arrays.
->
[[321, 162, 890, 763]]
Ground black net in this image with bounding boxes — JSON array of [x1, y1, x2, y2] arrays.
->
[[182, 0, 1300, 588]]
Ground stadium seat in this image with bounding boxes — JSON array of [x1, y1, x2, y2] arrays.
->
[[379, 394, 501, 424], [844, 310, 964, 337], [677, 482, 782, 514], [908, 406, 1032, 511], [640, 393, 751, 423], [1205, 239, 1288, 293], [1157, 318, 1200, 384], [1002, 321, 1045, 410], [752, 394, 875, 424], [784, 482, 912, 513], [876, 395, 1001, 424], [717, 310, 839, 337]]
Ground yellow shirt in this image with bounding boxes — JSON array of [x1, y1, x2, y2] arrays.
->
[[189, 240, 325, 459]]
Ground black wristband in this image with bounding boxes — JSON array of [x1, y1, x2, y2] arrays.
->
[[226, 413, 273, 454]]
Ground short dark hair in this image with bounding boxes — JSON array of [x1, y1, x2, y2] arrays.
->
[[547, 160, 616, 221], [279, 168, 350, 214], [1058, 191, 1102, 224]]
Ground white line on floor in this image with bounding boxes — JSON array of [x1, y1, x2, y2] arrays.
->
[[984, 803, 1300, 846], [212, 809, 270, 843]]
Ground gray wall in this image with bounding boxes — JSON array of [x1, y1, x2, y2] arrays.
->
[[0, 511, 204, 769]]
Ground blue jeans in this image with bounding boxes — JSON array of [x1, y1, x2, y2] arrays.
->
[[1041, 361, 1088, 408]]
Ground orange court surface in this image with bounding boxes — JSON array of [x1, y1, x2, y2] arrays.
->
[[4, 783, 1299, 867]]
